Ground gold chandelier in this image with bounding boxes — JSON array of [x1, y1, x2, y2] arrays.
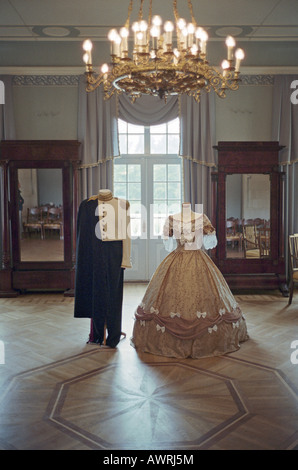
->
[[82, 0, 245, 102]]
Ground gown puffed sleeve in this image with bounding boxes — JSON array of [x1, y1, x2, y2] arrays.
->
[[202, 214, 217, 250]]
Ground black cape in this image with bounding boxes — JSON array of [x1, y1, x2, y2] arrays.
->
[[74, 198, 124, 346]]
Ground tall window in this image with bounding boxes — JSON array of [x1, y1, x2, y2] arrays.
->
[[114, 117, 182, 238]]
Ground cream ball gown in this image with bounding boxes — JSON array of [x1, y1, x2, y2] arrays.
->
[[131, 212, 249, 358]]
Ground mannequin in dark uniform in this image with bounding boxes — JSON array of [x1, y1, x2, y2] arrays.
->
[[74, 189, 131, 348]]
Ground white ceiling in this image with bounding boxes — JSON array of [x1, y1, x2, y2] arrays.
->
[[0, 0, 298, 72]]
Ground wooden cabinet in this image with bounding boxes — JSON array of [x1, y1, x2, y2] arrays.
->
[[212, 141, 287, 294], [0, 140, 80, 297]]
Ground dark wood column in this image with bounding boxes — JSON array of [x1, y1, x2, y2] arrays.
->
[[0, 161, 18, 296]]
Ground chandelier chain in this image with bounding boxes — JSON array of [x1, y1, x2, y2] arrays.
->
[[125, 0, 134, 28], [187, 0, 196, 26], [173, 0, 179, 21], [138, 0, 145, 21], [147, 0, 153, 42]]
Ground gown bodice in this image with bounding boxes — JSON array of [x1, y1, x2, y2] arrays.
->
[[163, 212, 217, 251]]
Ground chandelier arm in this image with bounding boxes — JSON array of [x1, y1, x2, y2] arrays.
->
[[86, 75, 104, 92]]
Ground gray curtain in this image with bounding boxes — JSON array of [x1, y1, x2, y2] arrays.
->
[[272, 75, 298, 277], [77, 75, 119, 201], [0, 75, 16, 266], [179, 92, 216, 217]]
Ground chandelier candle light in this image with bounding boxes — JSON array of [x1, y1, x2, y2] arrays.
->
[[83, 0, 245, 102]]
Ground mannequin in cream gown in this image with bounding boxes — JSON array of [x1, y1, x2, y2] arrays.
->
[[131, 204, 248, 358]]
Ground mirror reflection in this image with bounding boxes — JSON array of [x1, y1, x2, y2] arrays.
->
[[18, 169, 64, 261], [226, 174, 270, 259]]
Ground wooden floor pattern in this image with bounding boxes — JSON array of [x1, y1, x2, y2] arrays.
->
[[0, 284, 297, 451]]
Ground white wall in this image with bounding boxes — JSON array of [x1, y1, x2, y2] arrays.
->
[[215, 82, 273, 142], [12, 84, 78, 139]]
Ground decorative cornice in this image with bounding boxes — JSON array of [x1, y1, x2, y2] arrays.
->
[[13, 75, 80, 86], [240, 75, 274, 86]]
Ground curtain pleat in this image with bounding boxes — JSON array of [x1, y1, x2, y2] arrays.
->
[[77, 76, 119, 200], [179, 92, 216, 216]]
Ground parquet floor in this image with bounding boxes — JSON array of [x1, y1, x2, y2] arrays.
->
[[0, 284, 297, 451]]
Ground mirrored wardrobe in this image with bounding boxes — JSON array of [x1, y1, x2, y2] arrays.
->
[[212, 141, 287, 294], [0, 140, 80, 297]]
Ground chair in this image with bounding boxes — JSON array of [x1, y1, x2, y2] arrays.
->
[[23, 207, 44, 239], [288, 234, 298, 305], [242, 224, 260, 258], [226, 220, 242, 251], [40, 205, 49, 222], [254, 218, 265, 229], [43, 207, 64, 239], [259, 227, 270, 258], [243, 218, 255, 226]]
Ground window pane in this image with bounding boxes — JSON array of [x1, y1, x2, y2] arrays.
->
[[118, 119, 127, 133], [168, 164, 181, 181], [153, 217, 168, 236], [114, 164, 126, 182], [154, 164, 166, 181], [130, 219, 141, 237], [128, 135, 144, 154], [154, 182, 166, 199], [130, 201, 142, 215], [168, 182, 181, 199], [150, 123, 166, 134], [168, 201, 181, 214], [153, 201, 168, 215], [168, 134, 179, 154], [168, 118, 180, 133], [114, 182, 127, 199], [128, 123, 144, 134], [128, 164, 141, 182], [151, 135, 166, 154], [119, 135, 127, 154], [128, 182, 141, 200]]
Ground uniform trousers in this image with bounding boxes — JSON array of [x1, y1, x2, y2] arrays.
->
[[87, 240, 124, 348]]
